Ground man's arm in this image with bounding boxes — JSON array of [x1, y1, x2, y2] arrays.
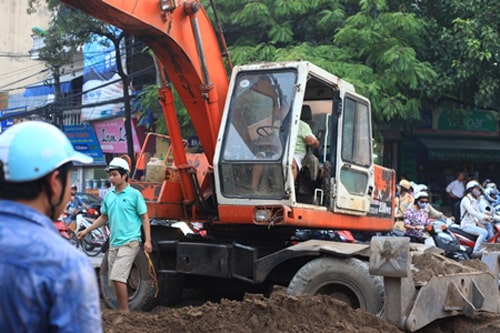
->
[[305, 135, 319, 149], [77, 214, 108, 239], [141, 213, 152, 253]]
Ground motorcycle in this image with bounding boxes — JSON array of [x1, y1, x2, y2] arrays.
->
[[72, 206, 110, 257], [424, 219, 469, 261], [447, 220, 500, 255], [54, 217, 70, 240]]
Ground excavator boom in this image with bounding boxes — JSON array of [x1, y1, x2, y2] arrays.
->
[[61, 0, 228, 162]]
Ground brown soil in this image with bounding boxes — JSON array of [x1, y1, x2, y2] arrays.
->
[[102, 253, 500, 333]]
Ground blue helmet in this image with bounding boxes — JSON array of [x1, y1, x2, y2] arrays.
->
[[0, 121, 93, 182]]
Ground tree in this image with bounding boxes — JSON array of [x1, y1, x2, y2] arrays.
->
[[203, 0, 436, 123], [413, 0, 500, 110]]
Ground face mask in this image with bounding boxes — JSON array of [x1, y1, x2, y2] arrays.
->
[[472, 189, 481, 197], [417, 202, 427, 209]]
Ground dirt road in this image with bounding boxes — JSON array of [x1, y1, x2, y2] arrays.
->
[[101, 290, 500, 333], [101, 253, 500, 333]]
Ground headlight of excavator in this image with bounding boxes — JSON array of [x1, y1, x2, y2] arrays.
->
[[254, 209, 272, 222]]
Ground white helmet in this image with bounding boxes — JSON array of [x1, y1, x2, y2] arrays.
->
[[466, 180, 481, 191], [484, 187, 498, 203], [413, 183, 428, 193], [486, 182, 497, 190], [105, 157, 130, 172], [414, 191, 429, 200]]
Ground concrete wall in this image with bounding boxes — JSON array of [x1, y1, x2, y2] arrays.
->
[[0, 1, 50, 94]]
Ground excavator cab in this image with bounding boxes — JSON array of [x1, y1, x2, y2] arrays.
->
[[214, 61, 387, 224]]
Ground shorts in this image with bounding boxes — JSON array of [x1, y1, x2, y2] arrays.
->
[[108, 241, 140, 283], [294, 153, 304, 170]]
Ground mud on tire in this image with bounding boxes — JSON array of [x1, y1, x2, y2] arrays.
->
[[100, 251, 157, 311], [287, 256, 384, 314]]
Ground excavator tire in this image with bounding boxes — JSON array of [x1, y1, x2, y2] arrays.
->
[[287, 256, 384, 314], [99, 251, 157, 311]]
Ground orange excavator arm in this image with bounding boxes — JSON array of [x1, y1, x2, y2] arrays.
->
[[61, 0, 229, 162]]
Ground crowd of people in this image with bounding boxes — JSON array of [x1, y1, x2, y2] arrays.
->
[[394, 174, 500, 257]]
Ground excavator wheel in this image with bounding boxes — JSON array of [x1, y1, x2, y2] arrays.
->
[[99, 251, 157, 311], [287, 256, 384, 314]]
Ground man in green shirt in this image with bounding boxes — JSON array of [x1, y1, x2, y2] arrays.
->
[[78, 157, 152, 312], [292, 118, 319, 180]]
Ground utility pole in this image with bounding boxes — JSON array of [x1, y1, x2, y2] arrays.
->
[[52, 64, 64, 130], [113, 32, 135, 171]]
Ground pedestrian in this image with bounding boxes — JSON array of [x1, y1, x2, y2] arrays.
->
[[0, 121, 102, 332], [446, 171, 465, 222], [78, 156, 152, 312], [403, 191, 431, 243], [460, 181, 491, 257]]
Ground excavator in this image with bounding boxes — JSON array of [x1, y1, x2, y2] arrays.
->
[[60, 1, 500, 331]]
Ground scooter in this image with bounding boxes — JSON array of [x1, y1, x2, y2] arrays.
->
[[424, 219, 469, 261], [73, 207, 110, 257], [54, 217, 71, 240], [447, 220, 500, 255]]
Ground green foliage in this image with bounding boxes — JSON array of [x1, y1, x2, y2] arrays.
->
[[133, 84, 194, 138], [205, 0, 438, 122], [417, 0, 500, 109], [28, 1, 110, 69], [29, 0, 500, 140]]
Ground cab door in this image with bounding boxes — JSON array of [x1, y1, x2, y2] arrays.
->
[[333, 93, 374, 215]]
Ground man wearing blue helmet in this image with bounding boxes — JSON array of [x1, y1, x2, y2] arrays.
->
[[0, 121, 102, 332]]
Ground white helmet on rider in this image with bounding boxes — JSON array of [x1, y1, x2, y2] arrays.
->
[[484, 187, 498, 203], [414, 191, 429, 200], [413, 184, 428, 193], [485, 182, 497, 190], [466, 180, 481, 191]]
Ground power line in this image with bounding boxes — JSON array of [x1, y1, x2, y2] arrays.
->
[[0, 39, 147, 92], [0, 63, 157, 122], [0, 52, 31, 58]]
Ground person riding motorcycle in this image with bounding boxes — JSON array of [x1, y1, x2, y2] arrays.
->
[[460, 180, 492, 256], [478, 187, 499, 240], [403, 191, 431, 243]]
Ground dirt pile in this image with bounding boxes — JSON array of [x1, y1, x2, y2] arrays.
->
[[103, 291, 402, 333], [101, 252, 500, 333], [411, 252, 492, 284]]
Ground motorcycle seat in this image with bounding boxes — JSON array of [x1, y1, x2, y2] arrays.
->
[[448, 226, 478, 241]]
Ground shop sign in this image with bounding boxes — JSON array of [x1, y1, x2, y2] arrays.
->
[[65, 124, 106, 165], [417, 109, 498, 134], [92, 117, 141, 153]]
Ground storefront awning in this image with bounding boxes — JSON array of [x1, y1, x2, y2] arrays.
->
[[420, 138, 500, 161]]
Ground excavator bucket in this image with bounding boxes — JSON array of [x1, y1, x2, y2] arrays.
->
[[369, 236, 500, 332]]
